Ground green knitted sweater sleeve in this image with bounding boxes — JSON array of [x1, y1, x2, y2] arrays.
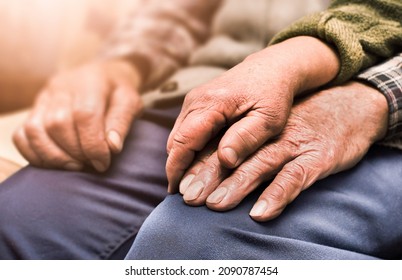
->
[[269, 0, 402, 85]]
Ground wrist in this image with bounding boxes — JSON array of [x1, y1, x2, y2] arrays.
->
[[325, 82, 388, 144], [118, 54, 150, 90], [356, 82, 389, 142], [102, 57, 145, 91], [264, 36, 340, 96]]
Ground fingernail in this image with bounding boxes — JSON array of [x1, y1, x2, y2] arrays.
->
[[107, 130, 122, 153], [249, 200, 268, 217], [64, 161, 83, 171], [206, 188, 227, 204], [222, 147, 238, 167], [179, 174, 195, 194], [183, 181, 204, 201], [91, 160, 107, 172]]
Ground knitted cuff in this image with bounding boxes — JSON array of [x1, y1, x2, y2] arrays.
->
[[269, 0, 402, 86]]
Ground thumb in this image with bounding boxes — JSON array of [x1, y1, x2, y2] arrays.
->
[[218, 108, 288, 168]]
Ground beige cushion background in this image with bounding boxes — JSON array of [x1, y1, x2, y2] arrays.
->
[[0, 0, 140, 172]]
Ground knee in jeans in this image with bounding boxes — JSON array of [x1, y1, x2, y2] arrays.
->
[[129, 196, 223, 259]]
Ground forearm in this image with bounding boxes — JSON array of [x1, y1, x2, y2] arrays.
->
[[101, 0, 221, 89], [270, 0, 402, 85], [245, 36, 340, 98]]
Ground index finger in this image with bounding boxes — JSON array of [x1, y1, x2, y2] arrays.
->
[[166, 109, 227, 193], [105, 85, 143, 153], [72, 78, 111, 172]]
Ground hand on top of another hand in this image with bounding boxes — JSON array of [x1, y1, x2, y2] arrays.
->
[[178, 82, 388, 221], [13, 58, 143, 172], [166, 36, 340, 192]]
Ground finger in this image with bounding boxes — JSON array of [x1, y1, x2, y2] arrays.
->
[[180, 137, 231, 206], [249, 156, 320, 222], [105, 85, 143, 153], [23, 106, 84, 171], [12, 127, 42, 167], [72, 78, 111, 172], [179, 146, 215, 195], [166, 105, 187, 155], [182, 152, 231, 206], [166, 109, 228, 193], [206, 141, 293, 211], [218, 107, 289, 169], [43, 89, 86, 161], [166, 69, 241, 155]]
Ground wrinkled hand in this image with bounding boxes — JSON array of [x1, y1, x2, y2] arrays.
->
[[13, 58, 143, 172], [179, 82, 388, 221], [166, 36, 340, 192]]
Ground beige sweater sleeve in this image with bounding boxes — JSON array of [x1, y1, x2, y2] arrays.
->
[[101, 0, 221, 89]]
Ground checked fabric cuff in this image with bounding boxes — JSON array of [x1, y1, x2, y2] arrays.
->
[[357, 53, 402, 140]]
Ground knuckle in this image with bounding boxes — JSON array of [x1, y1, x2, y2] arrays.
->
[[231, 168, 252, 187], [250, 153, 276, 177], [24, 119, 42, 137], [185, 87, 225, 110], [189, 87, 215, 100], [208, 161, 222, 177], [284, 160, 316, 192], [257, 109, 286, 135], [201, 111, 226, 135], [234, 126, 259, 149], [12, 128, 24, 143], [73, 107, 96, 123], [287, 162, 307, 187], [267, 182, 288, 204], [316, 146, 336, 175], [44, 111, 70, 132], [173, 131, 193, 147], [231, 92, 249, 107], [184, 88, 202, 103], [324, 145, 336, 163], [268, 161, 310, 204], [269, 119, 285, 135], [283, 139, 300, 157]]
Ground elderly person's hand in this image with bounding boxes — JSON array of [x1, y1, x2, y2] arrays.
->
[[13, 58, 143, 172], [166, 36, 340, 192], [179, 81, 388, 221]]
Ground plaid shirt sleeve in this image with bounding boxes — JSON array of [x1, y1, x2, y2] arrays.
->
[[356, 53, 402, 141]]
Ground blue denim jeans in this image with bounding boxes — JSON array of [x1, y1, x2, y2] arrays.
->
[[126, 144, 402, 260], [0, 107, 178, 259], [0, 105, 401, 259]]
